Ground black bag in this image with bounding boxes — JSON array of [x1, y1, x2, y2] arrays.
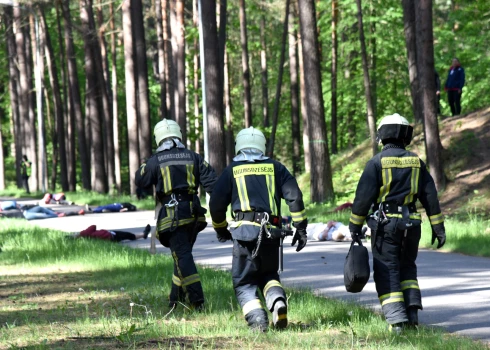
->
[[344, 239, 370, 293]]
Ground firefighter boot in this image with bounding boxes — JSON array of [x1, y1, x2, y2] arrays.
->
[[388, 322, 404, 334], [245, 308, 269, 332], [272, 300, 288, 329], [407, 306, 419, 327]]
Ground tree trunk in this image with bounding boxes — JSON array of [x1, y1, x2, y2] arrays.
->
[[30, 11, 47, 192], [200, 0, 226, 175], [330, 0, 338, 154], [298, 0, 334, 203], [298, 27, 310, 173], [40, 7, 69, 191], [402, 0, 424, 124], [289, 4, 300, 176], [173, 0, 187, 144], [62, 0, 91, 190], [55, 0, 75, 191], [122, 0, 140, 195], [193, 0, 202, 154], [239, 0, 252, 128], [80, 0, 108, 193], [415, 0, 445, 190], [155, 0, 168, 119], [224, 49, 234, 164], [267, 0, 290, 158], [13, 2, 38, 192], [162, 0, 174, 120], [96, 0, 116, 191], [109, 1, 122, 193], [132, 0, 152, 159], [355, 0, 377, 156], [260, 11, 269, 128], [4, 7, 23, 188]]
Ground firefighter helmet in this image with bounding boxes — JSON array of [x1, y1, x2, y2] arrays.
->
[[376, 113, 413, 146], [154, 119, 182, 146], [235, 127, 267, 154]]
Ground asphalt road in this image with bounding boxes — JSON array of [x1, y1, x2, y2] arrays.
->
[[12, 203, 490, 343]]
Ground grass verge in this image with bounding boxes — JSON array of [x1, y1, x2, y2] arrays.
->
[[1, 220, 488, 349]]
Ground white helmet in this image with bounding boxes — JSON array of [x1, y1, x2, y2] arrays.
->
[[376, 113, 413, 146], [235, 127, 267, 154], [154, 119, 182, 146]]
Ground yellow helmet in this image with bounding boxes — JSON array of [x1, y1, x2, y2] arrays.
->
[[154, 119, 182, 146], [235, 127, 267, 154]]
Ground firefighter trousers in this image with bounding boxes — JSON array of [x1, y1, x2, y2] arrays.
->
[[232, 239, 286, 328], [368, 216, 422, 325], [164, 224, 203, 306]]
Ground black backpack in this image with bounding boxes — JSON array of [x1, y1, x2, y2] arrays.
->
[[344, 239, 370, 293]]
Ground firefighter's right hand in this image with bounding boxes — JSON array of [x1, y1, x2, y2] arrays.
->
[[431, 225, 446, 249], [215, 227, 232, 243], [291, 229, 307, 252]]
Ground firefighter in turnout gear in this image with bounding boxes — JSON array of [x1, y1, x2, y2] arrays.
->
[[135, 119, 218, 310], [349, 113, 446, 332], [209, 127, 308, 332]]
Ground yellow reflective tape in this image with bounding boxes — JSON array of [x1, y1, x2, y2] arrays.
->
[[139, 164, 146, 176], [233, 164, 274, 178], [212, 220, 228, 228], [401, 280, 420, 290], [277, 314, 287, 320], [263, 280, 283, 297], [172, 274, 182, 286], [266, 174, 277, 215], [181, 273, 201, 287], [385, 213, 421, 220], [429, 213, 444, 225], [404, 167, 419, 205], [242, 299, 263, 316], [378, 168, 392, 203], [379, 292, 405, 306], [158, 217, 197, 232], [186, 164, 195, 194], [230, 221, 262, 228], [235, 176, 251, 211], [381, 157, 420, 169], [349, 213, 365, 225]]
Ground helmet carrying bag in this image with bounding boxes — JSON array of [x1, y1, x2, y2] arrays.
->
[[344, 239, 370, 293]]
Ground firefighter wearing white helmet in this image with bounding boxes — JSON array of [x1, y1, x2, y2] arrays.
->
[[135, 118, 218, 311], [349, 113, 446, 333], [209, 126, 308, 332]]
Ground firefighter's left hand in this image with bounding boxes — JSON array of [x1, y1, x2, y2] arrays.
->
[[292, 229, 307, 252], [215, 227, 232, 243]]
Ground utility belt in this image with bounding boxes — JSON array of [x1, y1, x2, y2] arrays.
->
[[234, 211, 282, 228], [371, 201, 421, 230], [159, 192, 194, 204], [380, 202, 420, 219]]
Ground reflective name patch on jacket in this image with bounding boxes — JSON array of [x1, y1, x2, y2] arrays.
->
[[233, 164, 275, 177], [157, 152, 192, 162], [381, 157, 420, 168]]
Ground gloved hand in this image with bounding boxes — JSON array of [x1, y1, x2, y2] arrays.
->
[[431, 227, 446, 249], [215, 227, 232, 243], [291, 228, 307, 252], [351, 231, 362, 243]]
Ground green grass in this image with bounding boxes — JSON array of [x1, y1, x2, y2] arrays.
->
[[1, 220, 488, 349]]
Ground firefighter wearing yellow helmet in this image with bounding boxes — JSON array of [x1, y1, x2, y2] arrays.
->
[[349, 113, 446, 332], [135, 119, 218, 311], [209, 126, 308, 331]]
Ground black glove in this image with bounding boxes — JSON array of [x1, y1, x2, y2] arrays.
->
[[431, 227, 446, 249], [291, 229, 307, 252], [215, 227, 232, 243]]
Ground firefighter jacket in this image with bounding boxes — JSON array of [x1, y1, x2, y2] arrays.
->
[[135, 147, 217, 238], [349, 144, 444, 234], [209, 158, 307, 241]]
